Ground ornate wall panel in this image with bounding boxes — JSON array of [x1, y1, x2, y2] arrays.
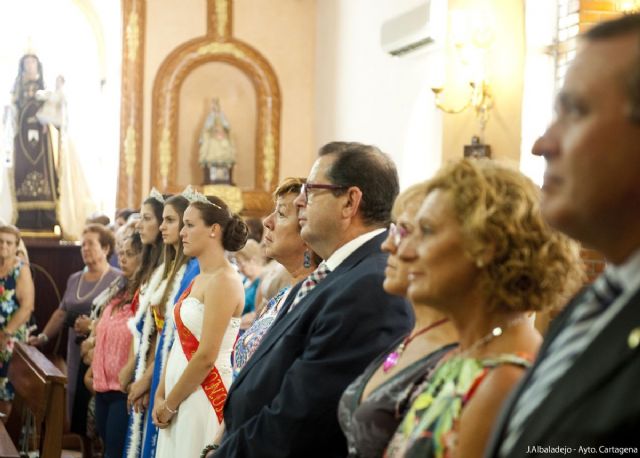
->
[[117, 0, 145, 209], [150, 0, 281, 216]]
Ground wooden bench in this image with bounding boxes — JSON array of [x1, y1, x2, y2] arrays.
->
[[6, 341, 66, 458], [0, 421, 19, 458]]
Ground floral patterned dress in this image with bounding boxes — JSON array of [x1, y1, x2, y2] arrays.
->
[[0, 260, 28, 400], [232, 286, 290, 379], [384, 353, 532, 458]]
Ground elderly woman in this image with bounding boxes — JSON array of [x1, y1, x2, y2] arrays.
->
[[384, 159, 584, 458], [0, 224, 34, 418], [30, 223, 121, 434], [232, 177, 320, 378], [201, 177, 320, 457], [338, 183, 458, 457]]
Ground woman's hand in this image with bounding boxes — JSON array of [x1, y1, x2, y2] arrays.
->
[[127, 377, 151, 412], [80, 336, 95, 358], [213, 421, 226, 447], [119, 366, 131, 393], [84, 366, 95, 394], [151, 398, 175, 429], [74, 315, 92, 335], [28, 333, 48, 347], [82, 348, 94, 366]]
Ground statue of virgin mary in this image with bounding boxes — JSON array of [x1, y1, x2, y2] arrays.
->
[[1, 54, 93, 239]]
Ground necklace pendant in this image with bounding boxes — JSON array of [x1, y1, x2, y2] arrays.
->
[[383, 351, 400, 373]]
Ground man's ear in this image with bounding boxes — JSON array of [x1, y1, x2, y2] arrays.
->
[[341, 186, 363, 219]]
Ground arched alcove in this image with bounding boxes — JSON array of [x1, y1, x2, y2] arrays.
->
[[149, 0, 281, 215], [178, 62, 257, 189]]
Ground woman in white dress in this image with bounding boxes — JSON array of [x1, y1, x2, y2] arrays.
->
[[152, 191, 248, 458]]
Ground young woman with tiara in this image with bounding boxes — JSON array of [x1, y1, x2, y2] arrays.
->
[[140, 191, 199, 458], [152, 190, 246, 458], [122, 188, 167, 458]]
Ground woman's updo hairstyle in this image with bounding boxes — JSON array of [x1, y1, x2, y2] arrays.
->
[[191, 196, 248, 252]]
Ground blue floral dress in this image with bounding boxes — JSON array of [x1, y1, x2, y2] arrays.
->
[[232, 286, 289, 379], [0, 260, 28, 400]]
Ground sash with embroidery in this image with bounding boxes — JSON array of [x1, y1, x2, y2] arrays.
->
[[173, 282, 227, 422]]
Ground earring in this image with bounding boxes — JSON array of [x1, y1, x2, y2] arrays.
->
[[210, 234, 215, 238], [303, 250, 311, 268], [476, 258, 484, 268]]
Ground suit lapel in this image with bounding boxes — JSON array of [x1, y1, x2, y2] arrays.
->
[[512, 287, 640, 449], [229, 231, 387, 391]]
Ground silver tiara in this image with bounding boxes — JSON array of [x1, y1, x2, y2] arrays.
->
[[181, 185, 222, 210], [148, 187, 165, 203]]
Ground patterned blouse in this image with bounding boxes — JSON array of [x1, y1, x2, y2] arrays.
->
[[384, 353, 532, 458], [232, 286, 290, 379], [338, 342, 457, 457], [0, 260, 28, 400]]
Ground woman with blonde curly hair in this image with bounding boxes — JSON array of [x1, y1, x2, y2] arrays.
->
[[384, 158, 584, 458]]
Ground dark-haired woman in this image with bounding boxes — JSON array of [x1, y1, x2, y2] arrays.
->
[[124, 190, 167, 458], [90, 233, 143, 458], [141, 193, 199, 458], [153, 192, 246, 458]]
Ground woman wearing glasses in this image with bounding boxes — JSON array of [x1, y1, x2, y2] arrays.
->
[[202, 178, 321, 457], [337, 183, 458, 458], [384, 159, 583, 458]]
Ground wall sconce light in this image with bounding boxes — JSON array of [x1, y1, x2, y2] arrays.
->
[[431, 10, 495, 134], [431, 80, 493, 132], [617, 0, 640, 13]]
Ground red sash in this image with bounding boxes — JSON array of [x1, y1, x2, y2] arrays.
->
[[173, 282, 228, 423], [130, 288, 140, 314]]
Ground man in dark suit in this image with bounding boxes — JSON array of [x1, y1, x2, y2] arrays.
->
[[486, 14, 640, 456], [215, 142, 414, 457]]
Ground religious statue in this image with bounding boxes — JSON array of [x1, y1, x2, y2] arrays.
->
[[3, 54, 60, 235], [198, 97, 236, 185]]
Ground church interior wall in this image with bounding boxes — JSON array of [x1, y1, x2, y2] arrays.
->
[[441, 0, 525, 166], [142, 0, 316, 195], [315, 0, 446, 189], [141, 0, 526, 200], [313, 0, 524, 188]]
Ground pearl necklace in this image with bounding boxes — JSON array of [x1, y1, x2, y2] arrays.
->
[[76, 267, 111, 301], [450, 315, 529, 361]]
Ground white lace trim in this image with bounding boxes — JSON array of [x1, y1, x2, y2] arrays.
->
[[127, 264, 164, 353], [158, 263, 188, 378], [125, 263, 165, 458]]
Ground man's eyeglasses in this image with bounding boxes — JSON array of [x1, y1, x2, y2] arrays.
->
[[389, 222, 409, 246], [301, 183, 349, 202]]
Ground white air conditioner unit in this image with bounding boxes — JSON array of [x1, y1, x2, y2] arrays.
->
[[380, 1, 444, 57]]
